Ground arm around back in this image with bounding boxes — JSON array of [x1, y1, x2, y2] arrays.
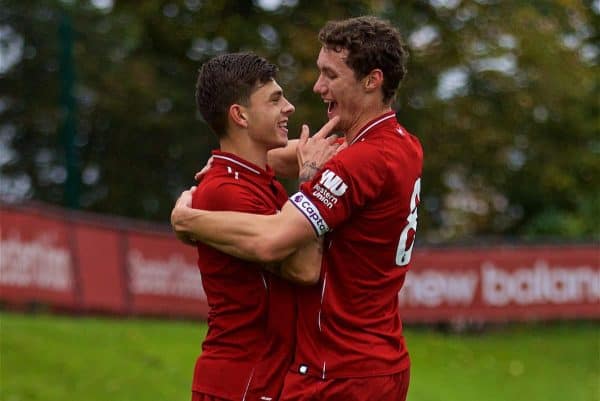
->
[[278, 236, 323, 285], [171, 195, 317, 263]]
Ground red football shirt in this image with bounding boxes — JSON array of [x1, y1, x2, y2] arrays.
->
[[192, 151, 296, 400], [289, 111, 423, 379]]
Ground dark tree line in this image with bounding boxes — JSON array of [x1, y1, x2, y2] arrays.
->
[[1, 0, 598, 242]]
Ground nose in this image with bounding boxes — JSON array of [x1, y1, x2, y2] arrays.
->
[[282, 97, 295, 115], [313, 74, 325, 94]]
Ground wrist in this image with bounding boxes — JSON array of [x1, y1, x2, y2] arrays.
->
[[298, 161, 320, 184]]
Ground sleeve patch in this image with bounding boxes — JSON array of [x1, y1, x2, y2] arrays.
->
[[290, 192, 329, 236], [311, 169, 348, 209]]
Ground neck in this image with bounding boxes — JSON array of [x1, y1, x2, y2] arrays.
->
[[345, 104, 393, 144], [219, 133, 268, 170]]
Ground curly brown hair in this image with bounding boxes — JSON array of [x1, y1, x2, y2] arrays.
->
[[195, 53, 278, 137], [318, 16, 408, 104]]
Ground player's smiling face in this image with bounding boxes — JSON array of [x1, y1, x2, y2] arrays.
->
[[313, 47, 365, 134], [246, 79, 295, 151]]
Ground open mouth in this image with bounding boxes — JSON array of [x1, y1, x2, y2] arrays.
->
[[277, 120, 288, 133], [326, 100, 337, 116]]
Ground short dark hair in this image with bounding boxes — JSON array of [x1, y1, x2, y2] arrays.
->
[[318, 16, 408, 103], [195, 53, 278, 136]]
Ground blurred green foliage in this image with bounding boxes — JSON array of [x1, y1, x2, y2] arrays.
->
[[1, 0, 598, 242]]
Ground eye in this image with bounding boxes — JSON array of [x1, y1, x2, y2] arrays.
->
[[321, 68, 337, 79], [270, 92, 282, 103]]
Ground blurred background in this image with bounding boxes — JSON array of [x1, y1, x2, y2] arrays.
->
[[0, 1, 599, 401], [1, 0, 598, 242]]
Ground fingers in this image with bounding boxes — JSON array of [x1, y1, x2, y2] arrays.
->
[[175, 186, 196, 208], [297, 125, 310, 166], [313, 116, 340, 139], [336, 141, 348, 153], [325, 134, 338, 145], [195, 157, 214, 181], [194, 164, 210, 182], [298, 124, 310, 147]]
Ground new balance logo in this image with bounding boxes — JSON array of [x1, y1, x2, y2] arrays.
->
[[319, 169, 347, 196]]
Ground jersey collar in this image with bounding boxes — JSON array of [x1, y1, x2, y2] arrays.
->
[[211, 150, 275, 179], [349, 111, 397, 146]]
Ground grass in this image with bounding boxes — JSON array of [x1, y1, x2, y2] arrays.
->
[[0, 311, 598, 401], [407, 323, 599, 401]]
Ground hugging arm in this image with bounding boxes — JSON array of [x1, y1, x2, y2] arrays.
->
[[171, 184, 323, 284], [171, 196, 317, 264], [265, 236, 324, 285], [175, 117, 341, 282]]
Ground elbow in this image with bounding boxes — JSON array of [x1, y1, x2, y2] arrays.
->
[[285, 269, 320, 286]]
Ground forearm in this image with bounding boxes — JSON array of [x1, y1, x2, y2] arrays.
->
[[171, 201, 315, 263], [267, 139, 299, 178], [278, 237, 323, 285], [175, 230, 198, 247]]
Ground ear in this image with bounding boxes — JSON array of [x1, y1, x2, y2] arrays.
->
[[364, 69, 384, 93], [229, 104, 249, 128]]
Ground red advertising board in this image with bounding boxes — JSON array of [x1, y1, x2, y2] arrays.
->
[[402, 246, 600, 323], [74, 224, 128, 314], [0, 208, 78, 308], [1, 203, 598, 323], [126, 231, 207, 318]]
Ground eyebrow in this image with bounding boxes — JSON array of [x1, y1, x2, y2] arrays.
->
[[319, 65, 337, 75], [269, 89, 283, 99]]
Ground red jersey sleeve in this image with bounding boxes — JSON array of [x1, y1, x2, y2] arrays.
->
[[290, 143, 387, 235]]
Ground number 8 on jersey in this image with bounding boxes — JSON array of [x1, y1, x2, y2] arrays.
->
[[396, 178, 421, 266]]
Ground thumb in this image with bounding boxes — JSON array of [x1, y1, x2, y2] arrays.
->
[[195, 157, 214, 182], [298, 124, 310, 148]]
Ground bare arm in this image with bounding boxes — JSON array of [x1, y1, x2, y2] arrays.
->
[[171, 194, 316, 263], [264, 236, 323, 285], [267, 139, 300, 179], [269, 134, 335, 284]]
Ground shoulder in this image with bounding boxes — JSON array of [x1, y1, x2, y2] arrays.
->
[[334, 136, 387, 177], [336, 137, 381, 166], [331, 125, 423, 182], [192, 171, 260, 212], [315, 141, 387, 196], [379, 125, 424, 183], [376, 124, 423, 165], [397, 124, 423, 157]]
